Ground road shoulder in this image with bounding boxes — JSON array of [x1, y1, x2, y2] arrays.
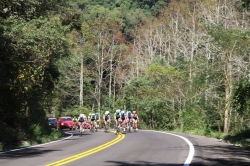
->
[[172, 132, 250, 166]]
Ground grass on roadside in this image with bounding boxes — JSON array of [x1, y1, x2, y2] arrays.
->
[[0, 142, 3, 151], [138, 124, 250, 148], [171, 128, 250, 148], [0, 129, 64, 151], [171, 128, 224, 139], [19, 129, 64, 148], [223, 129, 250, 147]]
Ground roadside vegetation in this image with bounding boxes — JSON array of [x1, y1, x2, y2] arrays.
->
[[0, 126, 64, 151], [1, 0, 250, 151]]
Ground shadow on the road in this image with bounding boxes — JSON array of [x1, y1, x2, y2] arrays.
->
[[0, 147, 61, 159], [70, 133, 92, 136], [106, 161, 182, 166], [191, 143, 250, 166], [61, 134, 92, 140]]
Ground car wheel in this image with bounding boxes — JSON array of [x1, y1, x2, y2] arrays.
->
[[70, 128, 72, 130]]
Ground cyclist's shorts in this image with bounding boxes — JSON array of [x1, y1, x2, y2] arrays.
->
[[105, 119, 110, 123]]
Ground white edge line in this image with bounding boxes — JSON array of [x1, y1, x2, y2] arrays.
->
[[150, 130, 194, 166], [0, 132, 73, 155]]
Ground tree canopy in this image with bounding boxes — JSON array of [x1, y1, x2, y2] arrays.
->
[[1, 0, 250, 149]]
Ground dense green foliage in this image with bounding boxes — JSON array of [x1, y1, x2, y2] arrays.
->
[[1, 0, 250, 149], [0, 0, 73, 149]]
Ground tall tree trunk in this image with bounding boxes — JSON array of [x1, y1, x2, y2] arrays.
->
[[97, 32, 104, 113], [109, 48, 113, 109], [224, 51, 232, 134], [109, 55, 112, 99], [80, 56, 83, 107]]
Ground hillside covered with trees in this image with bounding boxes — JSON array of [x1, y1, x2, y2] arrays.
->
[[1, 0, 250, 149]]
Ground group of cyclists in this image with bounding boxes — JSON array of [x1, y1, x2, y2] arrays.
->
[[72, 112, 100, 133], [113, 109, 139, 133], [72, 109, 139, 134]]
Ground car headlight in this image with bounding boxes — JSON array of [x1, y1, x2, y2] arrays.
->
[[61, 123, 64, 125]]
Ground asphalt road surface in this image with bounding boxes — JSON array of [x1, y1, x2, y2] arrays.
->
[[0, 129, 192, 166], [0, 129, 249, 166]]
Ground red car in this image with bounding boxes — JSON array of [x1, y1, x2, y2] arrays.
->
[[57, 116, 74, 130], [77, 121, 90, 129], [85, 122, 90, 129]]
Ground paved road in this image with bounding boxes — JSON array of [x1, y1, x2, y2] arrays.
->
[[178, 132, 250, 166], [0, 129, 249, 166], [0, 129, 191, 166]]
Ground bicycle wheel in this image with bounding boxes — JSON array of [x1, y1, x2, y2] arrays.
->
[[104, 124, 107, 132], [92, 125, 95, 133], [128, 123, 131, 133], [120, 127, 123, 134], [80, 125, 83, 136], [107, 123, 110, 132]]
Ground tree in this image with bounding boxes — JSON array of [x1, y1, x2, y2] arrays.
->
[[0, 0, 72, 147]]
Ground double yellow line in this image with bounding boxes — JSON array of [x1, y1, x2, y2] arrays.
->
[[45, 133, 125, 166]]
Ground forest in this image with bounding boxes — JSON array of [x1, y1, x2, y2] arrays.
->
[[1, 0, 250, 149]]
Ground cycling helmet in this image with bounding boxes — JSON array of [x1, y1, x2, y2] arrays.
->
[[95, 112, 99, 115], [128, 111, 131, 114], [116, 109, 121, 113], [121, 110, 125, 114], [91, 113, 95, 116], [104, 111, 109, 115]]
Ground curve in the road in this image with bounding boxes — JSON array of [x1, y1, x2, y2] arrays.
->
[[152, 130, 195, 166], [45, 133, 125, 166]]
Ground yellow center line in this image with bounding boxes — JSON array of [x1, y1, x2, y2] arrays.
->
[[45, 133, 125, 166]]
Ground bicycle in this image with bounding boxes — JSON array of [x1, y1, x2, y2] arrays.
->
[[79, 123, 84, 136], [104, 121, 110, 132], [120, 124, 127, 134], [73, 122, 78, 130], [127, 121, 133, 133], [90, 122, 95, 133], [133, 120, 139, 133], [95, 123, 98, 132], [134, 126, 137, 133], [114, 123, 121, 135]]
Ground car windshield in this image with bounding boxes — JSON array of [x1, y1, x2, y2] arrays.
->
[[62, 117, 72, 121], [48, 119, 57, 122]]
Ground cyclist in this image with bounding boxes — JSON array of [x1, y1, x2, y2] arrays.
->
[[78, 113, 86, 121], [120, 110, 127, 132], [127, 111, 133, 130], [90, 113, 97, 130], [72, 116, 78, 130], [95, 112, 100, 129], [132, 110, 139, 131], [113, 109, 121, 133], [87, 113, 92, 123], [103, 111, 111, 130], [78, 114, 86, 133]]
